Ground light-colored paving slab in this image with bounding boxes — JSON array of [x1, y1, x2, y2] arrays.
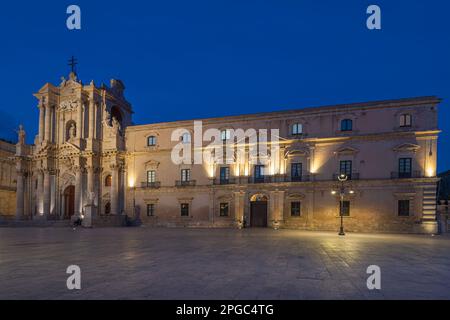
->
[[0, 227, 449, 300]]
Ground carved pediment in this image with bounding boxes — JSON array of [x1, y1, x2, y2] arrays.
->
[[217, 194, 233, 201], [335, 146, 359, 155], [285, 148, 309, 159], [59, 99, 79, 112], [287, 193, 306, 200], [393, 143, 420, 153], [144, 160, 160, 169], [60, 172, 75, 188]]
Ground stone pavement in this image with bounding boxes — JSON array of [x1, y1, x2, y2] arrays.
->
[[0, 227, 449, 300]]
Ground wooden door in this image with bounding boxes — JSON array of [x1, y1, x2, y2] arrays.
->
[[250, 202, 268, 227]]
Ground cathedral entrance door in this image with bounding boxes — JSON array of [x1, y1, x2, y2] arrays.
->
[[63, 186, 75, 220]]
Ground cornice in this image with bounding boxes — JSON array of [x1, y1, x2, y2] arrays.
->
[[126, 96, 442, 132]]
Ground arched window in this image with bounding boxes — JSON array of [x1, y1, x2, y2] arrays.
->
[[400, 114, 412, 127], [147, 136, 157, 146], [292, 123, 303, 135], [110, 106, 123, 127], [105, 175, 112, 187], [182, 132, 191, 144], [340, 119, 353, 132]]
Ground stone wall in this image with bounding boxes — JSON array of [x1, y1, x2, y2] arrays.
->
[[0, 189, 16, 216]]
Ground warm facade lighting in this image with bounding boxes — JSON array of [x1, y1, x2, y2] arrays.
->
[[128, 176, 135, 188]]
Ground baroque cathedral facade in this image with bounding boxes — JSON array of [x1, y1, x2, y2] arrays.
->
[[11, 71, 442, 233]]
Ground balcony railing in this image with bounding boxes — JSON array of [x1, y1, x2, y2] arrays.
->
[[248, 176, 272, 184], [285, 175, 311, 182], [175, 180, 197, 187], [213, 178, 236, 185], [141, 181, 161, 188], [332, 173, 360, 181], [391, 171, 422, 179], [246, 175, 312, 184]]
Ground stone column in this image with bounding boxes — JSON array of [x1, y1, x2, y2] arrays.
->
[[277, 191, 285, 225], [94, 103, 100, 140], [269, 191, 276, 225], [59, 113, 65, 144], [87, 166, 94, 195], [76, 103, 83, 139], [110, 164, 119, 215], [74, 166, 82, 217], [43, 169, 51, 217], [36, 170, 43, 216], [44, 106, 51, 142], [89, 101, 95, 139], [15, 170, 25, 220], [234, 191, 245, 228], [38, 105, 45, 143]]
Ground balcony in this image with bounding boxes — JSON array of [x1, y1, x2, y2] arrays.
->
[[285, 175, 311, 182], [175, 180, 197, 187], [248, 176, 272, 184], [332, 173, 360, 181], [391, 171, 422, 179], [213, 178, 236, 185], [141, 181, 161, 188], [245, 174, 312, 184]]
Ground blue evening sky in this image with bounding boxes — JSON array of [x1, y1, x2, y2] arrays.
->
[[0, 1, 449, 171]]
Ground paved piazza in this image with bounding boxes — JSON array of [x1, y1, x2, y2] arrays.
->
[[0, 227, 449, 300]]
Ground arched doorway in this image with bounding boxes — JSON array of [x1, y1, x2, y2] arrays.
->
[[250, 194, 268, 228], [104, 202, 111, 215], [63, 186, 75, 220]]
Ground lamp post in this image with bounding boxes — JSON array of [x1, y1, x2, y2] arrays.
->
[[332, 173, 354, 236]]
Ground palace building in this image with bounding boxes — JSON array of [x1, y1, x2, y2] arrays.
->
[[10, 71, 441, 233]]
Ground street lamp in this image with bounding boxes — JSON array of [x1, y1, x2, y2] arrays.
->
[[331, 173, 354, 236]]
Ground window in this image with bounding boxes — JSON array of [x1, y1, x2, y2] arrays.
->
[[291, 202, 301, 216], [147, 136, 156, 146], [105, 175, 112, 187], [291, 163, 302, 181], [254, 165, 265, 182], [398, 200, 410, 216], [181, 203, 189, 216], [340, 201, 350, 216], [292, 123, 303, 135], [147, 204, 155, 217], [399, 158, 412, 178], [400, 114, 412, 127], [147, 170, 156, 183], [181, 169, 191, 182], [341, 119, 353, 132], [221, 129, 231, 141], [340, 160, 352, 179], [220, 167, 230, 183], [220, 203, 229, 217], [182, 132, 191, 144]]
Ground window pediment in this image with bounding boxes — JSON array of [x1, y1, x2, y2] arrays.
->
[[392, 143, 420, 153], [335, 146, 359, 156], [285, 148, 309, 159], [144, 160, 160, 169], [287, 193, 305, 200]]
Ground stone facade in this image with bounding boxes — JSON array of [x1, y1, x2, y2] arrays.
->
[[13, 71, 442, 233], [0, 139, 16, 217]]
